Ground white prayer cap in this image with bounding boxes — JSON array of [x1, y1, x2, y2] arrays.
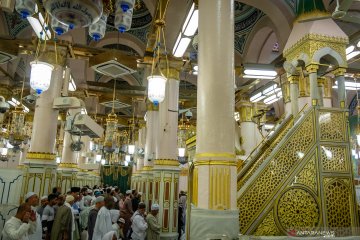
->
[[138, 192, 142, 196], [111, 187, 115, 191], [65, 195, 75, 203], [126, 190, 132, 194], [118, 218, 125, 224], [113, 196, 118, 203], [95, 196, 105, 203], [151, 203, 160, 211], [110, 209, 120, 223], [25, 192, 37, 200], [41, 195, 48, 201], [87, 189, 93, 193]]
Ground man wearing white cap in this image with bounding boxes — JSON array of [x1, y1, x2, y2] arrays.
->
[[24, 192, 42, 240], [146, 204, 161, 240], [88, 196, 105, 240], [93, 196, 114, 240], [2, 203, 36, 240]]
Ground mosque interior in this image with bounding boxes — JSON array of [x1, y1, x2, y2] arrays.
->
[[0, 0, 360, 239]]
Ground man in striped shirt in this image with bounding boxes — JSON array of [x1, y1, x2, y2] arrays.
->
[[41, 194, 57, 240]]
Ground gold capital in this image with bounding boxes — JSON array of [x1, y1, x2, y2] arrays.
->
[[306, 64, 319, 73], [332, 67, 346, 77], [288, 75, 300, 84]]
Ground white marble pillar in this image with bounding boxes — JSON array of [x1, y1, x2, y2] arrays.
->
[[334, 68, 346, 108], [318, 77, 325, 107], [289, 75, 299, 115], [22, 64, 63, 199], [306, 64, 319, 106], [153, 72, 180, 240], [191, 0, 239, 238], [57, 108, 81, 191], [142, 105, 159, 210]]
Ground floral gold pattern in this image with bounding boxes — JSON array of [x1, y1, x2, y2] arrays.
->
[[276, 187, 320, 232]]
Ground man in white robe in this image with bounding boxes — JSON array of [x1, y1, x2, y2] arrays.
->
[[2, 203, 37, 240], [93, 196, 114, 239], [25, 192, 42, 240]]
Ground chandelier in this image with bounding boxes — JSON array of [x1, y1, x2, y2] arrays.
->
[[15, 0, 135, 41]]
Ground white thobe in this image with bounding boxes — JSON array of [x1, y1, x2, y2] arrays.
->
[[2, 216, 36, 240], [93, 206, 113, 239], [131, 212, 148, 240], [28, 206, 42, 240]]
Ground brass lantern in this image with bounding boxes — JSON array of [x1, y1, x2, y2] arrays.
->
[[104, 113, 117, 152], [9, 106, 26, 147]]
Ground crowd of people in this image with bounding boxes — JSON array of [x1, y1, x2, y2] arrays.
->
[[1, 185, 188, 240]]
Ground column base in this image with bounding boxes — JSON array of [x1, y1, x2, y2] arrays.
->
[[190, 207, 239, 239], [160, 232, 178, 240]]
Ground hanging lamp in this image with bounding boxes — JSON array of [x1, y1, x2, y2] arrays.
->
[[29, 61, 54, 94], [104, 80, 118, 152], [147, 1, 170, 105]]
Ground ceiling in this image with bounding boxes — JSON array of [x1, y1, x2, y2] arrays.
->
[[0, 0, 359, 124]]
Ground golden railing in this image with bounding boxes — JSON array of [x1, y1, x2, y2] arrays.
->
[[237, 107, 359, 236], [237, 104, 309, 190]]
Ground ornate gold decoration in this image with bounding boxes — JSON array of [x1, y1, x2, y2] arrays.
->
[[238, 116, 294, 190], [332, 67, 346, 77], [192, 167, 198, 206], [319, 111, 346, 141], [179, 168, 188, 176], [325, 179, 352, 235], [195, 152, 235, 159], [185, 135, 196, 146], [253, 211, 281, 236], [193, 160, 237, 167], [238, 101, 254, 122], [296, 156, 317, 192], [58, 163, 78, 168], [142, 166, 153, 171], [281, 76, 291, 103], [27, 152, 56, 160], [321, 146, 348, 172], [209, 166, 230, 210], [276, 187, 320, 232], [238, 110, 315, 232], [154, 159, 179, 166], [288, 75, 300, 84], [283, 34, 348, 66], [306, 64, 319, 73]]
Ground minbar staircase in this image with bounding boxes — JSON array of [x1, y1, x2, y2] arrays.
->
[[237, 107, 359, 237]]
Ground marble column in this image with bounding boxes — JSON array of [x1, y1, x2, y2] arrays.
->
[[142, 103, 159, 210], [57, 108, 81, 191], [153, 70, 180, 240], [288, 75, 299, 115], [237, 100, 262, 160], [191, 0, 239, 238], [22, 64, 63, 199], [317, 77, 325, 107], [334, 68, 347, 108], [306, 64, 319, 106]]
